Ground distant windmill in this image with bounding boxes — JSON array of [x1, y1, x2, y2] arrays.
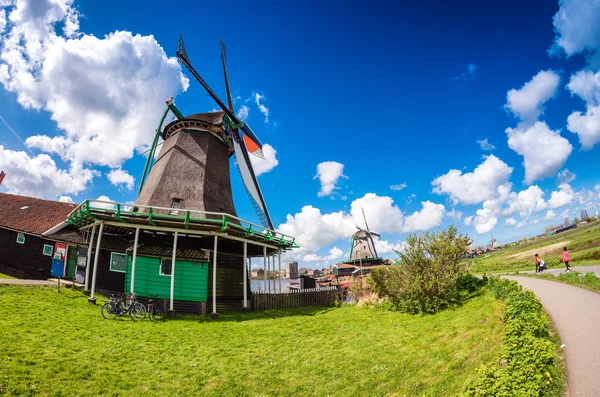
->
[[349, 208, 380, 261], [489, 233, 498, 249]]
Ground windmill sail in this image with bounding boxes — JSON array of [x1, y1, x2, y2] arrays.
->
[[362, 208, 379, 258]]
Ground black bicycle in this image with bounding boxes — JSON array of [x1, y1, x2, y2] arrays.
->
[[146, 294, 162, 321], [101, 293, 146, 321]]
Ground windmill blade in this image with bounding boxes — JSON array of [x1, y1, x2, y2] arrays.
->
[[220, 38, 235, 113], [361, 207, 378, 258], [232, 128, 274, 230], [361, 207, 371, 232]]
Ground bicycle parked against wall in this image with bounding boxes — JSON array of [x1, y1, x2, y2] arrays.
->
[[146, 294, 162, 321], [101, 293, 146, 321]]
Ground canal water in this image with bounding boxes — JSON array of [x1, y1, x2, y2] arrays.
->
[[251, 278, 290, 292]]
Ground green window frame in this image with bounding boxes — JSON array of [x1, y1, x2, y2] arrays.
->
[[16, 232, 25, 244], [109, 253, 127, 273], [43, 244, 54, 256]]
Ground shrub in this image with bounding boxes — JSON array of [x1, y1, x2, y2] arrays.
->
[[370, 226, 473, 314], [464, 278, 562, 396]]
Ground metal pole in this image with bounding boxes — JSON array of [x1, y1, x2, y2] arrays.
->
[[212, 236, 218, 318], [268, 256, 271, 292], [169, 231, 178, 312], [263, 246, 267, 292], [242, 241, 247, 309], [130, 227, 140, 294], [84, 224, 97, 291], [89, 221, 104, 303], [278, 251, 282, 293]]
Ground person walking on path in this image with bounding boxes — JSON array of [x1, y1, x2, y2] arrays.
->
[[535, 253, 541, 273], [563, 247, 571, 272]]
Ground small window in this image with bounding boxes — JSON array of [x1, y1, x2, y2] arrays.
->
[[43, 244, 54, 256], [110, 253, 127, 273], [16, 232, 25, 244], [160, 259, 172, 276], [169, 198, 183, 215]]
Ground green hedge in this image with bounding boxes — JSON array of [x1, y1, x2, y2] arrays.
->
[[463, 278, 563, 396]]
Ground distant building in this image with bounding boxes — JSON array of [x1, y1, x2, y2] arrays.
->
[[251, 269, 264, 278], [286, 262, 298, 279]]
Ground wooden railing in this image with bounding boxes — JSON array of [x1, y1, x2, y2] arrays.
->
[[252, 287, 345, 310]]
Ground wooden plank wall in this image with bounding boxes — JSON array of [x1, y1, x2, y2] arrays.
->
[[252, 287, 345, 311]]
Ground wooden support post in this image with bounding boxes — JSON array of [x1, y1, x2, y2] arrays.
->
[[84, 224, 97, 292], [267, 255, 271, 292], [130, 227, 140, 294], [168, 231, 178, 315], [242, 241, 248, 310], [263, 246, 267, 292], [278, 251, 282, 293], [88, 221, 104, 304], [211, 236, 219, 319]]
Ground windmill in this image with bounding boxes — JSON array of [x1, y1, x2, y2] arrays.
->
[[489, 233, 498, 249], [349, 208, 380, 261], [136, 36, 273, 230]]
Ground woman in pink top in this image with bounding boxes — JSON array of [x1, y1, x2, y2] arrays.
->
[[563, 247, 571, 272]]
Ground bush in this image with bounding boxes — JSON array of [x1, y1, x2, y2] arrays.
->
[[464, 278, 562, 396], [370, 226, 474, 314]]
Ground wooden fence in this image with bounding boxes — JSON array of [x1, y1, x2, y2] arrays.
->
[[252, 287, 345, 310]]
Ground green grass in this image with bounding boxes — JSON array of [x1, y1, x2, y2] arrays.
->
[[0, 285, 505, 396], [0, 273, 15, 279], [467, 220, 600, 274], [524, 270, 600, 295]]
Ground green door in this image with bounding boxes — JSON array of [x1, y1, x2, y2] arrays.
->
[[65, 246, 77, 279]]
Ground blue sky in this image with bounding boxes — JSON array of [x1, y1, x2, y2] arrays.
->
[[1, 0, 600, 267]]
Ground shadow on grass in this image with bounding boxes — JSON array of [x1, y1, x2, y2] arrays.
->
[[165, 305, 338, 323]]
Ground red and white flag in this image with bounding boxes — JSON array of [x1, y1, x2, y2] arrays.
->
[[0, 171, 5, 185]]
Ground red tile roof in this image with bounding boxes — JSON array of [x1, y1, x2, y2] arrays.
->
[[0, 193, 77, 235]]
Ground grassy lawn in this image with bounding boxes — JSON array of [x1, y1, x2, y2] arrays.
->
[[0, 285, 505, 396], [468, 220, 600, 274], [0, 273, 15, 279], [523, 271, 600, 295]]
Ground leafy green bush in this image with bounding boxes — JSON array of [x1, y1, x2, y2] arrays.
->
[[370, 226, 474, 314], [464, 278, 563, 396]]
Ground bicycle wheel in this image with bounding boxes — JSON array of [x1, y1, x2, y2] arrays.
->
[[101, 302, 118, 320], [148, 305, 156, 321], [129, 302, 146, 321]]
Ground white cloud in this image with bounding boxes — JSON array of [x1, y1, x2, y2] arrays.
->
[[516, 220, 527, 229], [303, 247, 344, 262], [505, 217, 517, 226], [93, 195, 116, 210], [505, 185, 548, 217], [548, 183, 576, 209], [0, 145, 93, 198], [505, 70, 560, 121], [236, 105, 249, 121], [249, 143, 278, 176], [473, 208, 497, 234], [557, 169, 577, 185], [550, 0, 600, 61], [0, 0, 189, 183], [464, 216, 474, 226], [402, 201, 445, 232], [350, 193, 405, 234], [477, 138, 496, 151], [315, 161, 346, 197], [452, 63, 477, 81], [58, 195, 73, 203], [253, 92, 269, 122], [567, 105, 600, 150], [375, 239, 405, 255], [389, 183, 407, 191], [544, 210, 557, 220], [447, 208, 463, 222], [432, 155, 513, 205], [506, 121, 572, 184], [107, 168, 134, 191], [567, 70, 600, 105]]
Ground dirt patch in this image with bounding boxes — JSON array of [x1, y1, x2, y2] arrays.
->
[[509, 241, 570, 261]]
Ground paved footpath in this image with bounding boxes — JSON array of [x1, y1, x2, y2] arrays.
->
[[0, 278, 67, 286], [505, 276, 600, 396], [519, 264, 600, 277]]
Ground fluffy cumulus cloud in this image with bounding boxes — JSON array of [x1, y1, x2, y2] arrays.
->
[[505, 185, 548, 217], [544, 210, 557, 220], [548, 183, 576, 209], [58, 195, 73, 203], [550, 0, 600, 62], [0, 0, 189, 196], [303, 247, 344, 262], [278, 193, 445, 262], [0, 145, 94, 197], [472, 208, 498, 234], [314, 161, 346, 197], [506, 122, 572, 184], [505, 70, 560, 121], [375, 239, 405, 255], [432, 155, 513, 205], [107, 168, 134, 191], [402, 201, 446, 232], [249, 144, 278, 176], [566, 70, 600, 149], [505, 217, 517, 226]]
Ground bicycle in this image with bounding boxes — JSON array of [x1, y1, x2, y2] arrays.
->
[[101, 293, 147, 321], [146, 294, 162, 321]]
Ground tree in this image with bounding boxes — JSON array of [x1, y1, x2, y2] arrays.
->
[[371, 226, 472, 314], [573, 217, 580, 224]]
